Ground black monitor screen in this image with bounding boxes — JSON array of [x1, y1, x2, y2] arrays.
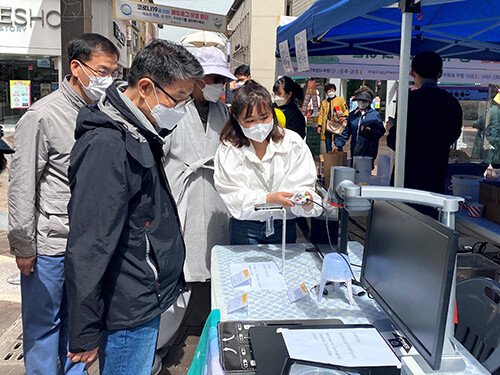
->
[[361, 201, 458, 370]]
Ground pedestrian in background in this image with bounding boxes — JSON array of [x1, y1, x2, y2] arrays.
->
[[8, 33, 119, 375], [272, 76, 306, 138], [334, 86, 385, 165], [317, 83, 349, 152]]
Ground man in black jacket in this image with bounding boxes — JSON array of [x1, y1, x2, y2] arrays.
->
[[388, 51, 462, 202], [65, 40, 203, 374]]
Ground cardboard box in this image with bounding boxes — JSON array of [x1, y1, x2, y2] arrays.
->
[[323, 151, 347, 188], [479, 181, 500, 224]]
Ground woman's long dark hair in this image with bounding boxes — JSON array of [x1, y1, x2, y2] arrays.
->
[[220, 80, 284, 148], [272, 76, 304, 107]]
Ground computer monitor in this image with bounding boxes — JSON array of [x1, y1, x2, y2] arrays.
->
[[360, 201, 458, 370]]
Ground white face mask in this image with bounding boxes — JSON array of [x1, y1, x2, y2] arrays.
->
[[77, 61, 113, 101], [357, 100, 371, 110], [273, 95, 288, 107], [327, 92, 336, 99], [239, 119, 274, 143], [234, 80, 245, 88], [145, 86, 187, 130], [201, 83, 224, 102]]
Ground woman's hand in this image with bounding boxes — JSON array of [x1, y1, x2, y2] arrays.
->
[[302, 191, 314, 211], [266, 192, 294, 207]]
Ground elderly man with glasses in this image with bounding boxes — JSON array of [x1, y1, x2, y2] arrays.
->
[[8, 33, 119, 375], [64, 39, 204, 375]]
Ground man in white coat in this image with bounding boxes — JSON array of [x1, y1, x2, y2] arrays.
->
[[152, 47, 235, 373]]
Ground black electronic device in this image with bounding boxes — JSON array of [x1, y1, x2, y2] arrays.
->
[[361, 201, 458, 371]]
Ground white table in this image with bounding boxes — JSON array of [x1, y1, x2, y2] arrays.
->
[[209, 242, 490, 375], [456, 209, 500, 247]]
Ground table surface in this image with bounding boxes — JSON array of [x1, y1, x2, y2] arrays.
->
[[211, 242, 490, 375], [456, 209, 500, 247]]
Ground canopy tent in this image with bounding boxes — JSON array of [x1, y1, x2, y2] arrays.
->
[[277, 0, 500, 60], [276, 0, 500, 187]]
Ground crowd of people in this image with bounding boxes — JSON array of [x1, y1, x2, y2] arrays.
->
[[5, 32, 472, 375]]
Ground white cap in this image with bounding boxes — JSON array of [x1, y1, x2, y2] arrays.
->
[[192, 47, 236, 81]]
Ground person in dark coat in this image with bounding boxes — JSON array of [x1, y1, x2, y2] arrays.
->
[[65, 40, 204, 374], [334, 86, 385, 164], [387, 51, 462, 195], [273, 76, 306, 139]]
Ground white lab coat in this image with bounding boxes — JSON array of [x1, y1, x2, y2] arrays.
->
[[163, 100, 230, 282], [214, 128, 322, 221]]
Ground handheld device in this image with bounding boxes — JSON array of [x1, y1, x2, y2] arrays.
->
[[254, 203, 284, 211], [286, 193, 310, 205]]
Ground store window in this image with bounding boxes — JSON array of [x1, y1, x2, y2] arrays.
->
[[0, 56, 58, 125]]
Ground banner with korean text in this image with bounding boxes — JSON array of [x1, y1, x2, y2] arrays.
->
[[113, 0, 227, 33], [277, 55, 500, 84]]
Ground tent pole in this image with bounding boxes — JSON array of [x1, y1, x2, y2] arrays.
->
[[394, 12, 413, 187]]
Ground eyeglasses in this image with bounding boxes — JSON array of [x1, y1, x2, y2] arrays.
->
[[78, 60, 119, 78], [149, 78, 193, 109]]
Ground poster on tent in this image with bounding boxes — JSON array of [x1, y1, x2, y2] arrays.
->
[[294, 29, 310, 72], [277, 55, 500, 85], [279, 40, 294, 75], [113, 0, 227, 33], [10, 80, 31, 109]]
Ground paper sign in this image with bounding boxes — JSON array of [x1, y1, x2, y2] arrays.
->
[[231, 269, 251, 288], [279, 327, 401, 368], [279, 40, 294, 74], [227, 293, 248, 314], [230, 262, 287, 291], [287, 283, 309, 303], [294, 29, 310, 72]]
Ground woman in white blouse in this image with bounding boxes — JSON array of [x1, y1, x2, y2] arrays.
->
[[214, 80, 322, 245]]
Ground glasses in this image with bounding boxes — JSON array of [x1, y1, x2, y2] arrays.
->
[[149, 78, 193, 109], [78, 60, 119, 78]]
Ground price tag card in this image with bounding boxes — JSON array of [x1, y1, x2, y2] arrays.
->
[[231, 269, 251, 288], [227, 293, 248, 314], [287, 283, 309, 303]]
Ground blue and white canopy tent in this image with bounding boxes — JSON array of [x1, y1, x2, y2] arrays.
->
[[276, 0, 500, 186]]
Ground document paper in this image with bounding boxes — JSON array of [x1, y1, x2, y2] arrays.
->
[[279, 327, 401, 368], [230, 262, 287, 291]]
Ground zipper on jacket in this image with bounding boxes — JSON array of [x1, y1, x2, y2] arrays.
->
[[145, 233, 161, 299]]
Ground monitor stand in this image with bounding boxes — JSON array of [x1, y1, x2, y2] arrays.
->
[[373, 319, 466, 374]]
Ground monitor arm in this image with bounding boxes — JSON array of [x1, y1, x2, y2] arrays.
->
[[329, 167, 466, 373]]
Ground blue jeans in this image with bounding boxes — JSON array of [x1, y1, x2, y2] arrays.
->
[[229, 218, 297, 245], [325, 131, 334, 152], [325, 132, 343, 152], [21, 254, 87, 375], [98, 315, 160, 375]]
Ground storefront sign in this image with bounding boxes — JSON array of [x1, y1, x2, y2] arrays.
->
[[10, 80, 31, 109], [277, 55, 500, 85], [0, 0, 61, 55], [113, 21, 126, 46], [113, 0, 227, 33]]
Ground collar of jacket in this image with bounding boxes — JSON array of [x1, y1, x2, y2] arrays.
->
[[60, 75, 87, 109], [103, 82, 170, 145]]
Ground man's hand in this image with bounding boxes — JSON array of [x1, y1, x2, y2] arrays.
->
[[332, 146, 339, 152], [15, 255, 36, 276], [316, 126, 321, 134], [67, 347, 98, 364]]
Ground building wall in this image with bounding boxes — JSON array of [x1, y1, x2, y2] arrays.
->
[[228, 0, 251, 70], [290, 0, 315, 17], [249, 0, 285, 91], [92, 0, 128, 68]]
